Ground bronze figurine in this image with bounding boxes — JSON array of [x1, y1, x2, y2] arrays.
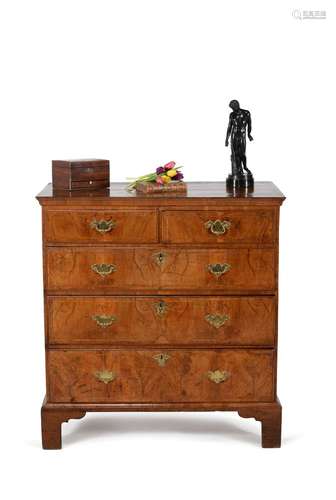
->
[[225, 100, 254, 190]]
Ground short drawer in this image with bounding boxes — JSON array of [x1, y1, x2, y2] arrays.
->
[[47, 349, 275, 403], [70, 180, 109, 190], [71, 165, 108, 181], [47, 296, 275, 346], [161, 209, 275, 244], [43, 209, 158, 244], [45, 247, 275, 293]]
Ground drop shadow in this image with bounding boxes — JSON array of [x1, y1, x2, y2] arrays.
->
[[63, 413, 261, 447], [282, 432, 304, 445]]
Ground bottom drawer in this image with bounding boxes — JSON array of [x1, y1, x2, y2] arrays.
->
[[47, 349, 274, 403]]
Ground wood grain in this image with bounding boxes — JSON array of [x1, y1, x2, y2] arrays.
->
[[47, 349, 274, 403], [239, 399, 282, 447], [44, 209, 158, 244], [41, 403, 86, 449], [161, 209, 275, 244], [52, 159, 109, 191], [41, 399, 281, 448], [47, 296, 276, 346], [37, 181, 286, 204], [46, 247, 275, 293], [37, 180, 285, 448]]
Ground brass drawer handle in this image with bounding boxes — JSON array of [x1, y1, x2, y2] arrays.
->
[[153, 353, 170, 367], [90, 219, 116, 233], [91, 263, 116, 277], [94, 370, 116, 384], [92, 314, 117, 328], [205, 219, 231, 235], [208, 263, 231, 279], [205, 313, 230, 329], [207, 370, 230, 384], [154, 300, 168, 317], [153, 251, 167, 266]]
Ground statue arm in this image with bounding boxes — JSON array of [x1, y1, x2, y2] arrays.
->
[[247, 112, 253, 141], [225, 116, 233, 146]]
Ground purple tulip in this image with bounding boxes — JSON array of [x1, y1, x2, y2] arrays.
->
[[173, 172, 184, 180], [156, 166, 165, 175]]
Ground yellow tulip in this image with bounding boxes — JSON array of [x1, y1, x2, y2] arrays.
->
[[162, 175, 171, 183], [167, 169, 177, 178]]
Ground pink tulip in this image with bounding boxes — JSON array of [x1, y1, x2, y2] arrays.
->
[[164, 161, 176, 170]]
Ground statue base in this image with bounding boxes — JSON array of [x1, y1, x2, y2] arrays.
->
[[226, 173, 254, 192]]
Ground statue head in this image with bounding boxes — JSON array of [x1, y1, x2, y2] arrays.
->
[[229, 100, 240, 111]]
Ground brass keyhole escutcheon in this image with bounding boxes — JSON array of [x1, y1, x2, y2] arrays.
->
[[154, 300, 168, 317], [153, 251, 167, 266], [153, 353, 170, 367]]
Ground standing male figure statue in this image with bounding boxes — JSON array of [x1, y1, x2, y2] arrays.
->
[[225, 99, 254, 189]]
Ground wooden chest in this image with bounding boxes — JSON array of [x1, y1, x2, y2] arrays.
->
[[36, 181, 285, 448]]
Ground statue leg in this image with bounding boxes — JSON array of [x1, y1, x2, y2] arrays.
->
[[242, 155, 251, 174], [235, 136, 245, 176], [231, 153, 240, 176], [236, 156, 244, 176]]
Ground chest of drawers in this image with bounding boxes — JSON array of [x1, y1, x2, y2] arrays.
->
[[36, 181, 285, 448]]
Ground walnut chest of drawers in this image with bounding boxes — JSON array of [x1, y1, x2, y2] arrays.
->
[[36, 181, 285, 448]]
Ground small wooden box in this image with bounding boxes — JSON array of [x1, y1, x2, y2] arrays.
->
[[52, 159, 110, 190]]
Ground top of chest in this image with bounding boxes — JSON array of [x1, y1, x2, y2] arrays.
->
[[37, 181, 285, 208]]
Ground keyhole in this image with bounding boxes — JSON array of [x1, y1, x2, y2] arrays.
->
[[158, 253, 164, 263]]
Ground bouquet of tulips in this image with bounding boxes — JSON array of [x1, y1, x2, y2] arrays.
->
[[127, 161, 184, 191]]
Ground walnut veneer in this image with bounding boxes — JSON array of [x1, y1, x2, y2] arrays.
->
[[37, 181, 285, 449]]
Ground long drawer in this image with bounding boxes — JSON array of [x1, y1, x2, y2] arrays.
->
[[47, 296, 276, 346], [47, 349, 275, 403], [44, 209, 158, 244], [46, 247, 275, 293], [161, 209, 275, 244]]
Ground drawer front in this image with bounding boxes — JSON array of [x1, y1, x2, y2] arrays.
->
[[44, 210, 158, 243], [47, 349, 274, 403], [161, 209, 275, 244], [46, 247, 275, 293], [71, 164, 109, 181], [70, 180, 109, 190], [48, 296, 275, 346]]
